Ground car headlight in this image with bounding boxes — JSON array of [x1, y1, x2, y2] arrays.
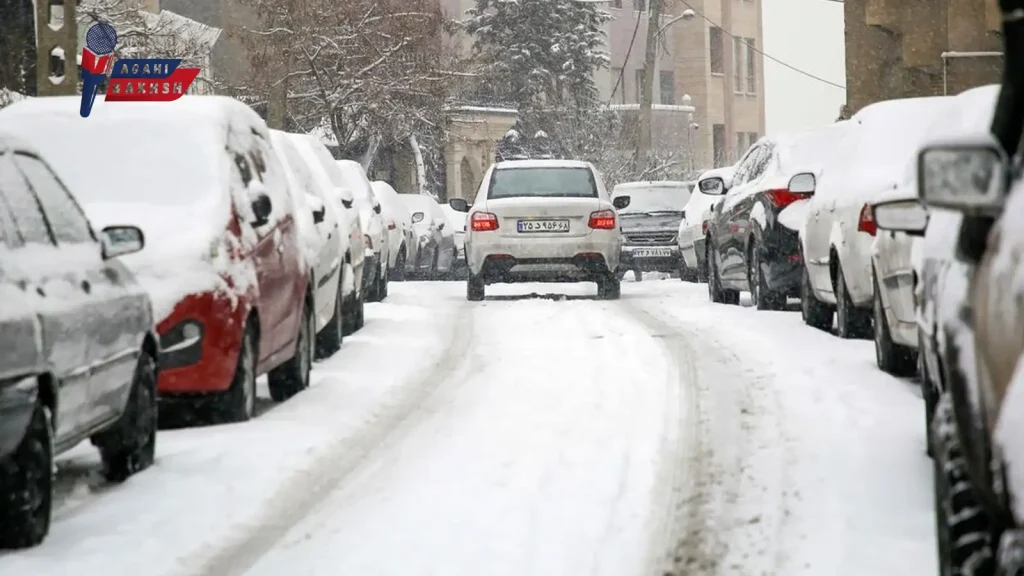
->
[[160, 319, 205, 369]]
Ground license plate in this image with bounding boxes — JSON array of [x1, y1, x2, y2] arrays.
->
[[633, 248, 673, 258], [517, 219, 570, 233]]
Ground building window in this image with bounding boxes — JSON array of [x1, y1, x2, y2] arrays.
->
[[634, 0, 645, 11], [635, 68, 646, 102], [709, 27, 724, 75], [611, 0, 622, 7], [712, 124, 726, 168], [736, 133, 746, 158], [733, 36, 745, 92], [745, 38, 757, 93], [611, 67, 624, 102], [659, 70, 675, 104]]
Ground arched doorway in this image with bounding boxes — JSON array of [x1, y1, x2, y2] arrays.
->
[[460, 157, 476, 199]]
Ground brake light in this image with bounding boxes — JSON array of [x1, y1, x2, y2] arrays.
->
[[701, 220, 709, 235], [470, 212, 499, 232], [764, 188, 809, 209], [588, 209, 616, 230], [858, 203, 877, 236]]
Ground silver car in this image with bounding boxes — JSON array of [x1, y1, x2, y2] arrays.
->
[[611, 180, 693, 281]]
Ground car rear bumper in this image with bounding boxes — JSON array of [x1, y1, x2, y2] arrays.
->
[[0, 375, 37, 459], [762, 226, 803, 295], [476, 253, 615, 283], [467, 232, 620, 276], [619, 243, 682, 273], [157, 292, 247, 396]]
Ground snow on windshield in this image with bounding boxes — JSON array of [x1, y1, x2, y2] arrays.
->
[[613, 185, 692, 215], [489, 167, 597, 199]]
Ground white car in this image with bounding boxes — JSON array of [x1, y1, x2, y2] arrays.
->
[[440, 202, 468, 268], [335, 160, 389, 302], [677, 167, 734, 281], [370, 180, 414, 280], [448, 159, 622, 300], [397, 193, 458, 278], [269, 130, 349, 357], [801, 96, 951, 338]]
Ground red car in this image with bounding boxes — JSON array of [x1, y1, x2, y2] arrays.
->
[[0, 96, 317, 423]]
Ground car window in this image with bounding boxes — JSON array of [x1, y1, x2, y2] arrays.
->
[[252, 135, 294, 218], [747, 142, 776, 182], [730, 151, 755, 186], [0, 154, 53, 245], [488, 167, 597, 199], [14, 153, 94, 244]]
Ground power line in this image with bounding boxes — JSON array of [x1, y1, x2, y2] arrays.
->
[[675, 0, 847, 90]]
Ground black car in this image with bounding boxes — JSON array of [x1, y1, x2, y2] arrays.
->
[[706, 137, 817, 309], [0, 133, 158, 548], [611, 180, 694, 281]]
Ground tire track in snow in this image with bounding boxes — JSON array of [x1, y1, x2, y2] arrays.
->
[[622, 296, 792, 576], [188, 304, 475, 576]]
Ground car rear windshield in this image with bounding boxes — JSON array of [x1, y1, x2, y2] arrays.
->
[[613, 184, 692, 215], [488, 167, 597, 200]]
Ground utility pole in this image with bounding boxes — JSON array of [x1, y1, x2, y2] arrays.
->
[[636, 0, 662, 175]]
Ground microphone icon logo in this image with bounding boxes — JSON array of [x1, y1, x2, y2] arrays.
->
[[79, 23, 118, 118]]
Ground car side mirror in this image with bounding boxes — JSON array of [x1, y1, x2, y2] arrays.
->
[[251, 192, 272, 227], [312, 206, 325, 224], [306, 193, 326, 224], [335, 186, 354, 209], [918, 143, 1007, 215], [449, 198, 470, 212], [873, 199, 928, 237], [612, 196, 630, 209], [100, 225, 145, 259], [373, 203, 381, 214], [698, 177, 726, 196], [788, 172, 816, 194], [411, 211, 425, 224]]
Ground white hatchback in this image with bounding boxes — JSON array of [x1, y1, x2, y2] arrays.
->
[[448, 159, 622, 300]]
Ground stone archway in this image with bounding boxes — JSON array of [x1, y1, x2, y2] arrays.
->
[[460, 156, 477, 200]]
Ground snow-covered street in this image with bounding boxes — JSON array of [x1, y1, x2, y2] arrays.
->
[[0, 280, 935, 576]]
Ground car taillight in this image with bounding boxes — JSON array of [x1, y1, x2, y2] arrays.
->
[[858, 203, 877, 236], [387, 220, 397, 230], [588, 209, 616, 230], [764, 188, 810, 209], [701, 220, 709, 235], [470, 212, 499, 231]]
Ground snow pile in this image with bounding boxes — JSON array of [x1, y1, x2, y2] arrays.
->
[[0, 96, 264, 323], [0, 88, 29, 109]]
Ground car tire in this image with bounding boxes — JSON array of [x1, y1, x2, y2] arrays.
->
[[268, 297, 314, 403], [0, 401, 53, 549], [315, 276, 345, 359], [835, 263, 872, 339], [365, 263, 380, 303], [872, 274, 917, 376], [932, 394, 997, 576], [801, 264, 833, 331], [93, 351, 158, 483], [392, 247, 407, 282], [679, 260, 698, 283], [220, 323, 257, 422], [749, 244, 785, 311], [633, 269, 643, 282], [354, 290, 365, 330], [597, 273, 621, 300], [467, 274, 485, 301], [708, 246, 739, 305], [616, 268, 627, 281], [920, 333, 938, 459], [377, 261, 389, 301]]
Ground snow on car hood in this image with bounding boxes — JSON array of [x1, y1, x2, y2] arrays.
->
[[618, 213, 682, 234]]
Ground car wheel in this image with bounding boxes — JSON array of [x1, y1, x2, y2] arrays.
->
[[679, 260, 698, 283], [467, 273, 485, 301], [315, 273, 345, 359], [835, 263, 873, 339], [597, 273, 621, 300], [932, 394, 997, 576], [268, 297, 314, 402], [872, 274, 917, 376], [220, 323, 257, 422], [0, 401, 53, 549], [749, 244, 785, 311], [633, 269, 643, 282], [378, 261, 389, 301], [355, 290, 365, 330], [93, 351, 158, 483], [392, 247, 406, 282], [616, 267, 627, 281], [801, 264, 833, 331], [920, 332, 938, 459]]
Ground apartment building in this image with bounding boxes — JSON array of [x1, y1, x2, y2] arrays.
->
[[844, 0, 1002, 114]]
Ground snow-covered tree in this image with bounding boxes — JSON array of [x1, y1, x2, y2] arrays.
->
[[464, 0, 611, 113]]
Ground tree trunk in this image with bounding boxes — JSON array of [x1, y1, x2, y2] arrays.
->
[[409, 133, 428, 195], [636, 0, 662, 174]]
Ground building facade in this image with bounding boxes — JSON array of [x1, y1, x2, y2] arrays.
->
[[844, 0, 1003, 114]]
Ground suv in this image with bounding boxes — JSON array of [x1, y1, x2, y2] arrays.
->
[[449, 159, 622, 300], [611, 180, 693, 281], [0, 133, 158, 548]]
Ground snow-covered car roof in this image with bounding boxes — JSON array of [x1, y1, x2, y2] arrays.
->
[[335, 159, 375, 203], [775, 121, 852, 176], [0, 130, 38, 154], [494, 159, 594, 171], [397, 193, 441, 214], [695, 166, 736, 183]]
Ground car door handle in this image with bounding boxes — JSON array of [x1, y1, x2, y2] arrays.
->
[[81, 280, 91, 294]]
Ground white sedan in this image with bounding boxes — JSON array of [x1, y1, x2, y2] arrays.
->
[[677, 166, 734, 282], [448, 159, 622, 300]]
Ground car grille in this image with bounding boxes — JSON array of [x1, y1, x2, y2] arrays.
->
[[625, 232, 676, 245]]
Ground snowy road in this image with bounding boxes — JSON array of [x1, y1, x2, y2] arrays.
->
[[0, 280, 935, 576]]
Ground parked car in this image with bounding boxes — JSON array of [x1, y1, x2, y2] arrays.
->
[[0, 132, 157, 548], [449, 159, 622, 300], [678, 167, 734, 282], [290, 134, 367, 333], [440, 200, 468, 277], [610, 180, 693, 281], [705, 131, 831, 310], [0, 96, 315, 422], [269, 130, 349, 359], [801, 97, 951, 337], [336, 160, 389, 302], [397, 193, 458, 279], [370, 180, 414, 281]]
